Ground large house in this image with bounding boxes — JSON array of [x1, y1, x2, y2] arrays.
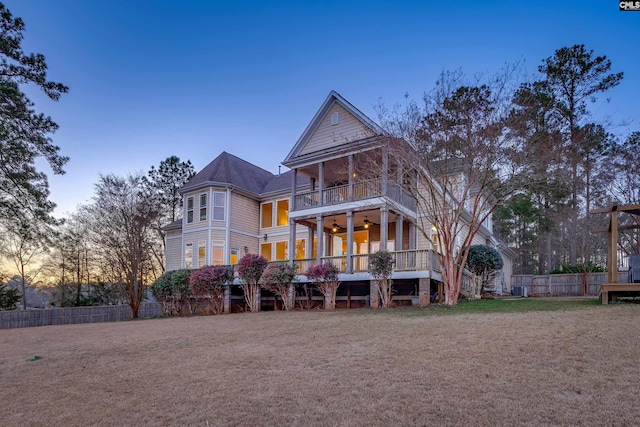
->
[[163, 91, 513, 310]]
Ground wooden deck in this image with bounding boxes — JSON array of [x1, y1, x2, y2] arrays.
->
[[599, 283, 640, 304]]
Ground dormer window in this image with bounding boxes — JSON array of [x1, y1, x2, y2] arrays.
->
[[330, 111, 339, 125]]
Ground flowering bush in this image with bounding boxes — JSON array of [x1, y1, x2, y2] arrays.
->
[[260, 263, 297, 311], [190, 265, 233, 314], [305, 263, 340, 310], [237, 254, 268, 312]]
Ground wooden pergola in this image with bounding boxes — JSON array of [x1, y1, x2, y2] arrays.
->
[[591, 204, 640, 303]]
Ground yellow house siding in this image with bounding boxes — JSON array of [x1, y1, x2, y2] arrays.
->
[[230, 193, 259, 235], [300, 103, 375, 156], [165, 230, 182, 271], [230, 232, 259, 258]]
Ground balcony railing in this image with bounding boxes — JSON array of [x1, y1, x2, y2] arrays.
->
[[293, 178, 415, 212]]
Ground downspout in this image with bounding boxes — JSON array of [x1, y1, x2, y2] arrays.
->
[[209, 187, 213, 265], [225, 187, 233, 264]]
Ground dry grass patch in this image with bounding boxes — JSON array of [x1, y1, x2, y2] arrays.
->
[[2, 304, 640, 426]]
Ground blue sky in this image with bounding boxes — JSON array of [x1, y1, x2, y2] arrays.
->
[[7, 0, 640, 218]]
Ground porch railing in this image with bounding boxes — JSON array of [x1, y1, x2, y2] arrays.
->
[[271, 249, 434, 275], [293, 178, 414, 212]]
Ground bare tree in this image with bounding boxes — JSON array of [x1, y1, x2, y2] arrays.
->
[[81, 174, 162, 318], [0, 222, 48, 309]]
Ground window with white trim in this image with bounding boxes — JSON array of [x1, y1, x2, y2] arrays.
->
[[211, 240, 224, 265], [276, 199, 289, 226], [261, 202, 273, 228], [186, 197, 194, 224], [197, 241, 206, 268], [260, 242, 272, 261], [185, 243, 193, 269], [275, 241, 288, 261], [199, 194, 207, 221], [230, 248, 240, 265], [213, 192, 226, 221]]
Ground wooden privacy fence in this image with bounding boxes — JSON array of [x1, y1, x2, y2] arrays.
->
[[512, 272, 629, 296], [0, 302, 162, 330]]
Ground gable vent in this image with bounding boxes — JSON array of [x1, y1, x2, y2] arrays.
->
[[330, 111, 339, 125]]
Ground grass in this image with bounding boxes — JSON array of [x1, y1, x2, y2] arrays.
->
[[382, 297, 602, 317], [2, 301, 640, 426]]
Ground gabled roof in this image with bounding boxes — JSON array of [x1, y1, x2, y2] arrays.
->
[[283, 90, 384, 165], [180, 151, 275, 195]]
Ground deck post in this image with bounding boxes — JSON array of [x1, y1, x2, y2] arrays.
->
[[224, 285, 231, 313], [609, 209, 618, 283], [369, 280, 380, 308], [419, 278, 430, 306]]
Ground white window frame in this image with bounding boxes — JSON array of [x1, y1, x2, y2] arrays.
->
[[213, 192, 226, 221], [186, 196, 194, 224], [260, 201, 273, 228], [197, 241, 206, 268], [211, 240, 225, 265], [185, 243, 193, 269], [199, 193, 207, 221]]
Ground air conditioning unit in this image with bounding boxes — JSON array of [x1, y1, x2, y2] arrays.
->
[[512, 286, 528, 297], [629, 254, 640, 283]]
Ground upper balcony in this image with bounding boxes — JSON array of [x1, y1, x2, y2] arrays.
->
[[292, 178, 416, 213]]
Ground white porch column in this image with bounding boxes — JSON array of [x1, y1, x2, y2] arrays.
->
[[346, 211, 354, 273], [380, 207, 388, 250], [396, 214, 404, 251], [409, 222, 416, 250], [307, 225, 314, 261], [288, 219, 296, 265], [291, 168, 298, 211], [382, 146, 389, 196], [316, 215, 323, 264], [318, 162, 324, 206], [348, 154, 354, 200]]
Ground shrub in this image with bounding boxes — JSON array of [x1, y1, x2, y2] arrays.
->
[[237, 254, 268, 312], [150, 269, 192, 316], [0, 282, 20, 310], [260, 263, 297, 311], [465, 245, 503, 294], [171, 269, 193, 314], [369, 250, 395, 308], [305, 263, 340, 310], [151, 271, 175, 316], [190, 265, 233, 314]]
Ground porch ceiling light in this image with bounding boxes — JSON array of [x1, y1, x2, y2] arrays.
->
[[332, 221, 338, 233], [363, 216, 370, 229]]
